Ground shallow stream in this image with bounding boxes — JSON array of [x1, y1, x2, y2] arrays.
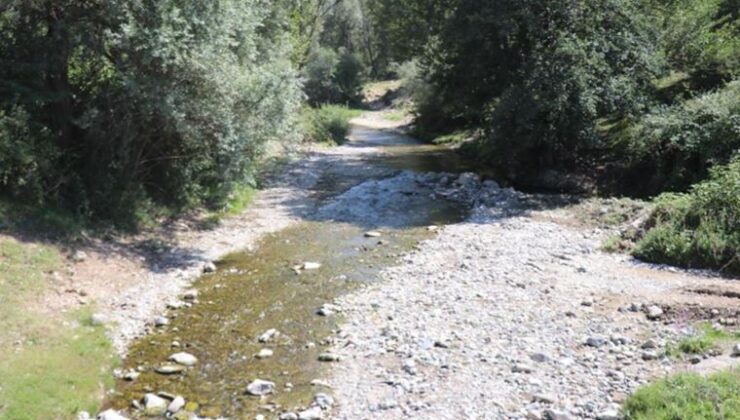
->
[[107, 120, 472, 418]]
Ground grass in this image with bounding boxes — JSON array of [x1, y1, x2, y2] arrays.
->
[[0, 237, 117, 419], [666, 322, 740, 358], [623, 369, 740, 420]]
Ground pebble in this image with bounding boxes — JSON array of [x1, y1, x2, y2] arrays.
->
[[169, 352, 198, 366], [143, 393, 168, 416], [318, 352, 341, 362], [544, 409, 574, 420], [154, 316, 169, 327], [646, 305, 663, 320], [72, 250, 88, 263], [203, 261, 217, 273], [586, 336, 607, 347], [96, 410, 129, 420], [298, 406, 323, 420], [279, 413, 299, 420], [168, 396, 186, 413], [302, 262, 322, 270], [364, 231, 382, 238], [512, 363, 534, 373], [314, 393, 334, 409], [155, 364, 186, 375], [256, 348, 274, 359], [732, 343, 740, 357], [246, 379, 275, 396], [182, 290, 198, 300], [259, 328, 279, 343], [641, 351, 659, 361]]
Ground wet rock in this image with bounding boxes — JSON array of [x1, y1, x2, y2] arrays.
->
[[97, 409, 129, 420], [155, 364, 186, 375], [203, 261, 217, 273], [279, 413, 299, 420], [168, 396, 186, 413], [314, 393, 334, 409], [318, 352, 341, 362], [256, 348, 274, 359], [298, 406, 323, 420], [646, 305, 663, 320], [258, 328, 279, 343], [169, 352, 198, 366], [246, 379, 275, 396], [143, 393, 168, 416]]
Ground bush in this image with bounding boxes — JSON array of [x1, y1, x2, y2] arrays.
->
[[301, 105, 362, 145], [634, 156, 740, 275], [623, 370, 740, 420], [618, 81, 740, 193]]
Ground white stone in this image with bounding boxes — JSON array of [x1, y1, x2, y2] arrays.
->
[[97, 410, 129, 420], [298, 406, 323, 420], [167, 396, 185, 413], [258, 328, 279, 343], [246, 379, 275, 396], [169, 352, 198, 366], [256, 348, 274, 359]]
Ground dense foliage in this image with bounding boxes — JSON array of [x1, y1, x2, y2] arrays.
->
[[634, 156, 740, 275], [0, 1, 302, 223]]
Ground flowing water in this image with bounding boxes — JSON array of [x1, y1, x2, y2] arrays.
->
[[107, 119, 473, 419]]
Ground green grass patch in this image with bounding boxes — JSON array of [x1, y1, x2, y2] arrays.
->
[[0, 238, 117, 419], [624, 370, 740, 420], [666, 323, 740, 358], [431, 130, 472, 146]]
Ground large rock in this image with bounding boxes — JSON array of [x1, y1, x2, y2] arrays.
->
[[246, 379, 275, 396]]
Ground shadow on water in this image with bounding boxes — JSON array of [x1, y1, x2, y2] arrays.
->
[[106, 119, 473, 418]]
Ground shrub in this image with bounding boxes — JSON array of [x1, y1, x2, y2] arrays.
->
[[303, 47, 366, 106], [0, 107, 56, 203], [623, 370, 740, 420], [0, 1, 303, 225], [301, 105, 362, 145], [634, 156, 740, 275], [618, 81, 740, 193]]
